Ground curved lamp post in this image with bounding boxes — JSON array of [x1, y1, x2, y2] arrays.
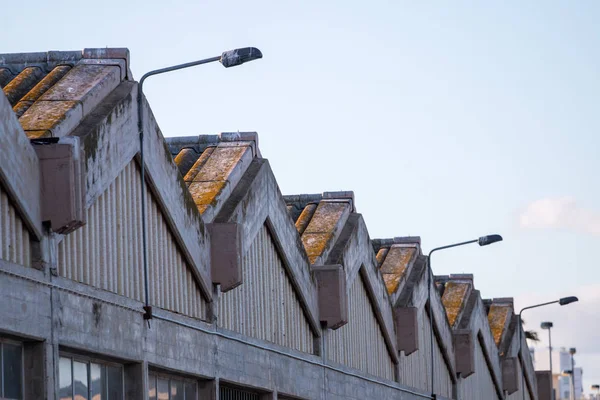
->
[[137, 47, 263, 322], [427, 234, 503, 394], [518, 297, 578, 400]]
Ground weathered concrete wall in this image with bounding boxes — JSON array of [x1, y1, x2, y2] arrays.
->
[[395, 257, 457, 397], [70, 82, 212, 299], [0, 90, 42, 240], [456, 291, 504, 399], [0, 259, 438, 400], [214, 159, 321, 334]]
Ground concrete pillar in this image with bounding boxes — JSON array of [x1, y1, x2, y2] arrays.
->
[[23, 341, 46, 400], [124, 362, 147, 400], [198, 378, 218, 400], [536, 370, 553, 400]]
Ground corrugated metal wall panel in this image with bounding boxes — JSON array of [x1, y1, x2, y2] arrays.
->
[[326, 274, 396, 381], [459, 337, 502, 400], [218, 224, 314, 354], [506, 357, 532, 400], [58, 160, 207, 320], [398, 308, 453, 397], [0, 185, 31, 267]]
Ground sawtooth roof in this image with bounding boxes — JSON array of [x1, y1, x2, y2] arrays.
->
[[0, 49, 130, 139]]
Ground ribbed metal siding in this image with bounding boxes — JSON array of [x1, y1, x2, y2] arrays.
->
[[459, 338, 501, 400], [0, 185, 31, 267], [218, 224, 314, 353], [398, 308, 453, 397], [220, 386, 260, 400], [58, 161, 207, 320], [327, 274, 396, 381], [505, 357, 532, 400]]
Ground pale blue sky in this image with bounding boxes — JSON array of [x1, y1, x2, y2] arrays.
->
[[4, 0, 599, 394]]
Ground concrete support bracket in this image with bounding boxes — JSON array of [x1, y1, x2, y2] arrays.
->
[[208, 223, 242, 292], [453, 330, 475, 378], [312, 264, 348, 330], [502, 357, 519, 394], [394, 307, 419, 355], [33, 137, 86, 235]]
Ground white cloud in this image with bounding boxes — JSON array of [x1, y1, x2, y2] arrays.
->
[[519, 197, 600, 236]]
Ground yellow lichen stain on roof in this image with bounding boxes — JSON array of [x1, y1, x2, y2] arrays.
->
[[488, 304, 511, 346], [375, 248, 389, 267], [300, 202, 350, 264], [188, 181, 226, 214], [183, 147, 215, 185], [295, 203, 317, 235], [26, 130, 52, 139], [189, 146, 248, 182], [2, 66, 45, 105], [303, 202, 348, 234], [302, 232, 334, 264], [382, 272, 402, 294], [379, 247, 416, 294], [19, 100, 80, 133], [182, 145, 251, 214], [441, 281, 470, 328]]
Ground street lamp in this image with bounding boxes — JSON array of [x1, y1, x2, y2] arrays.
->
[[136, 47, 263, 322], [569, 348, 576, 400], [427, 234, 503, 394], [591, 384, 600, 400], [540, 321, 554, 375], [518, 297, 579, 400]]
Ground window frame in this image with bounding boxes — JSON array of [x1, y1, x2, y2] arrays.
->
[[0, 337, 24, 400], [59, 351, 124, 400], [148, 370, 198, 400]]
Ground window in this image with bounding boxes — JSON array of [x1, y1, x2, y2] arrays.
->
[[219, 385, 260, 400], [59, 355, 123, 400], [0, 340, 23, 400], [148, 373, 196, 400]]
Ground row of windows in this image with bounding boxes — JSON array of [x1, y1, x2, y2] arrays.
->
[[1, 338, 299, 400], [59, 356, 123, 400]]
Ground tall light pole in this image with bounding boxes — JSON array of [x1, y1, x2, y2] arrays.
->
[[541, 322, 554, 374], [591, 384, 600, 400], [518, 297, 579, 400], [427, 234, 503, 395], [569, 347, 576, 400], [136, 47, 263, 322], [541, 321, 554, 400]]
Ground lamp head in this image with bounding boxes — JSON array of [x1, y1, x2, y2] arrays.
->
[[592, 384, 600, 390], [220, 47, 263, 68], [478, 234, 503, 246], [541, 321, 553, 329], [559, 296, 578, 306], [569, 347, 576, 355]]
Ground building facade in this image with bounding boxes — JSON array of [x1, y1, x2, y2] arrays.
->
[[0, 48, 550, 400]]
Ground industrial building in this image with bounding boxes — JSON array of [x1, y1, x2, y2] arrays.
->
[[0, 48, 552, 399]]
